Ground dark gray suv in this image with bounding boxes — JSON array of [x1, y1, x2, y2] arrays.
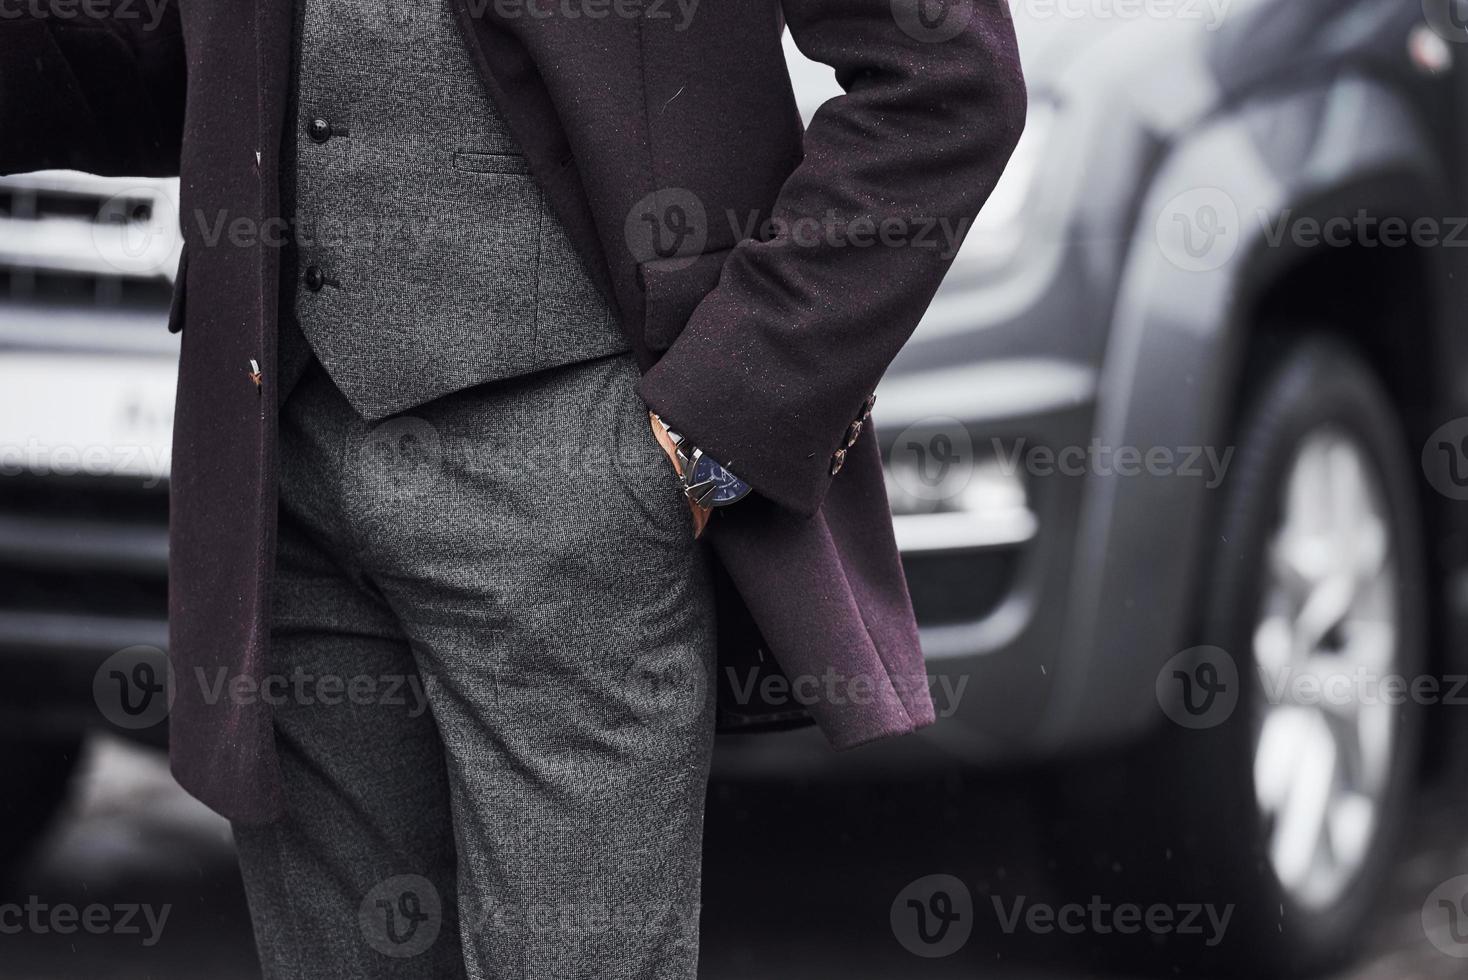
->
[[3, 1, 1467, 974], [726, 0, 1468, 973]]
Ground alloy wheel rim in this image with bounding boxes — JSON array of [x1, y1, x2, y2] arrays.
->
[[1250, 427, 1399, 912]]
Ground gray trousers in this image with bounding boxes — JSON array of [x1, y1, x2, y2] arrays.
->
[[231, 351, 717, 980]]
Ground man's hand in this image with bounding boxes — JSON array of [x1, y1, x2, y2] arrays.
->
[[650, 412, 711, 538]]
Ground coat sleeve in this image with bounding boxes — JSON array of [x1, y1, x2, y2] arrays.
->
[[0, 0, 186, 177], [636, 0, 1025, 518]]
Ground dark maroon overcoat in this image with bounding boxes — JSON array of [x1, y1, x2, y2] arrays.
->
[[0, 0, 1025, 822]]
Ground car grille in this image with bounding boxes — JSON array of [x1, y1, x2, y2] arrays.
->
[[0, 171, 181, 353], [0, 172, 178, 736], [0, 267, 174, 311], [0, 472, 170, 735]]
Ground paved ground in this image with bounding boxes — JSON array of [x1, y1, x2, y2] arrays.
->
[[3, 737, 1467, 979]]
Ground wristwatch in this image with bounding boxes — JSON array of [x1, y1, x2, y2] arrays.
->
[[650, 414, 752, 510]]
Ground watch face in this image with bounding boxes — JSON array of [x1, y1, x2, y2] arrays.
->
[[690, 453, 752, 506]]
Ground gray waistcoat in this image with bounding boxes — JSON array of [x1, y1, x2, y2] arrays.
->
[[279, 0, 626, 421]]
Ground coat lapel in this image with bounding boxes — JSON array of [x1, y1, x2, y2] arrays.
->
[[256, 0, 296, 183]]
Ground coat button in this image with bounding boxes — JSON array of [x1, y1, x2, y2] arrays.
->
[[846, 419, 863, 447], [304, 265, 325, 291], [307, 117, 333, 143], [830, 448, 847, 476], [862, 393, 877, 417]]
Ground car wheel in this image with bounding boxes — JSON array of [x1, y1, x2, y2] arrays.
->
[[1048, 334, 1425, 977], [0, 738, 81, 877]]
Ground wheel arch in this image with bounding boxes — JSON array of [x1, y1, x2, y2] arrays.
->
[[1236, 240, 1459, 779], [1036, 72, 1457, 754]]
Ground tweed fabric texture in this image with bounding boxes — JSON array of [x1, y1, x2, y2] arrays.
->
[[284, 0, 627, 421], [234, 351, 717, 978]]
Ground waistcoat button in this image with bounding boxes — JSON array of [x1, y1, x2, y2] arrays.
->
[[304, 265, 325, 291], [307, 117, 333, 144]]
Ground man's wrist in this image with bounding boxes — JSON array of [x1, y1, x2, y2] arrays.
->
[[648, 412, 752, 510]]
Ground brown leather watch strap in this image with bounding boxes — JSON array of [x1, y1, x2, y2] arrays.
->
[[649, 412, 712, 538]]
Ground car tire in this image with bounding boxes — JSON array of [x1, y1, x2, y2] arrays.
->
[[1046, 333, 1426, 977], [0, 738, 81, 877]]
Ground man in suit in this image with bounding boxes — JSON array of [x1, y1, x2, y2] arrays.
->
[[0, 0, 1024, 975]]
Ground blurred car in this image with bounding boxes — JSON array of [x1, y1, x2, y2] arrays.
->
[[3, 0, 1467, 975], [0, 171, 179, 870], [750, 0, 1468, 974]]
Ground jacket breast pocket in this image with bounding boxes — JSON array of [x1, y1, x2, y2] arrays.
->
[[637, 247, 734, 352], [166, 246, 188, 334], [452, 151, 534, 176]]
